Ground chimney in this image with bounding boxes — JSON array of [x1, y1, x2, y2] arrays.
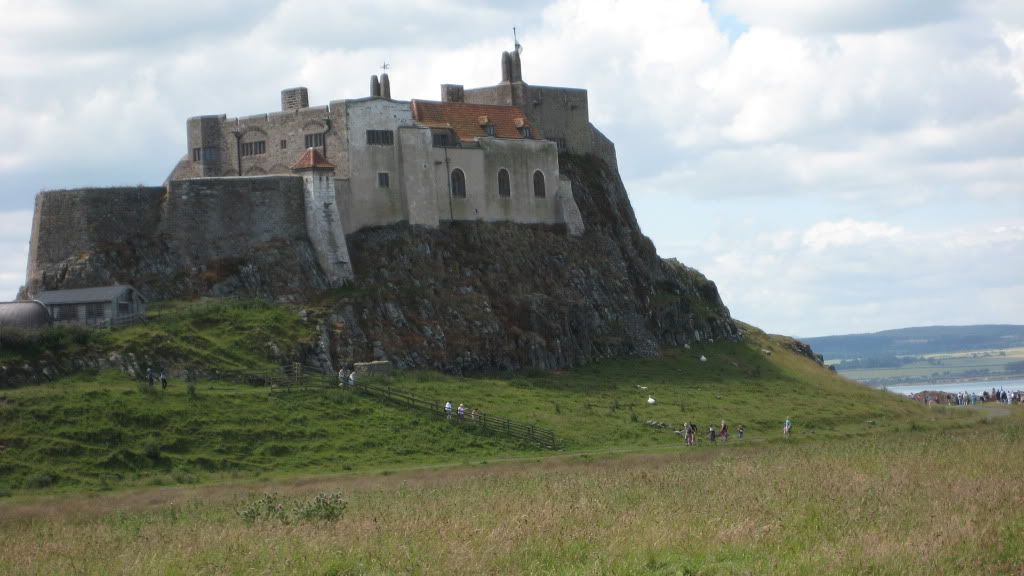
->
[[281, 87, 309, 111], [441, 84, 464, 103], [380, 73, 391, 99], [370, 75, 381, 98]]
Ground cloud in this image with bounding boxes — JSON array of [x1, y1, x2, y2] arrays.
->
[[802, 219, 906, 252], [0, 211, 33, 301], [717, 0, 963, 35]]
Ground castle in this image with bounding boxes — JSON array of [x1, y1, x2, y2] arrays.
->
[[25, 50, 619, 296]]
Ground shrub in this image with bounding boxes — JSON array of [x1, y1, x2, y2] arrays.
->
[[142, 440, 161, 460], [237, 492, 347, 525], [23, 473, 56, 489]]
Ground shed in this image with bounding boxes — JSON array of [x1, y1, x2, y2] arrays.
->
[[0, 300, 52, 341], [35, 285, 147, 328]]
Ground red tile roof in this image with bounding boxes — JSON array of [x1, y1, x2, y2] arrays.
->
[[291, 147, 336, 170], [410, 100, 542, 143]]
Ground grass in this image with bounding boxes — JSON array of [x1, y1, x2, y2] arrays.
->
[[0, 321, 977, 494], [1, 412, 1021, 575], [836, 347, 1024, 385]]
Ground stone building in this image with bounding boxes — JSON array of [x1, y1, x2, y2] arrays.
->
[[35, 285, 146, 328], [166, 51, 593, 236]]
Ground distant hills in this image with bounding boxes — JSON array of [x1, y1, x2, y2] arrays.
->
[[801, 325, 1024, 361]]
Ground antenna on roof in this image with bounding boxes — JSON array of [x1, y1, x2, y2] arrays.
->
[[381, 62, 390, 73], [513, 27, 522, 54]]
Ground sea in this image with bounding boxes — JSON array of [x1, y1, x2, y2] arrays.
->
[[882, 378, 1024, 396]]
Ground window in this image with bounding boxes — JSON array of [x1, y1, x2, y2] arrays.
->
[[433, 132, 452, 147], [519, 126, 531, 138], [192, 147, 201, 162], [366, 129, 394, 146], [240, 140, 266, 157], [483, 124, 496, 137], [497, 169, 511, 197], [450, 168, 466, 198], [304, 133, 325, 148], [85, 302, 105, 320], [280, 139, 287, 149], [533, 170, 546, 197], [377, 172, 390, 188], [201, 147, 219, 162]]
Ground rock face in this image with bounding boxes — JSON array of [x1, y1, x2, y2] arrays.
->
[[327, 154, 738, 372]]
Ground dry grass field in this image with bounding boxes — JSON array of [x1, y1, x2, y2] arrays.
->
[[2, 410, 1021, 575]]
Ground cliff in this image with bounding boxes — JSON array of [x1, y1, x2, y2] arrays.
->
[[327, 154, 737, 372], [24, 154, 737, 373]]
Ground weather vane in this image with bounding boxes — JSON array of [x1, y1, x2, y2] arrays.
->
[[513, 27, 522, 54], [381, 62, 390, 73]]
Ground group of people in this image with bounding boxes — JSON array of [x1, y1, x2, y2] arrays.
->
[[337, 367, 358, 387], [144, 367, 169, 389], [679, 420, 749, 445], [443, 400, 479, 422], [913, 388, 1022, 406], [679, 418, 793, 445]]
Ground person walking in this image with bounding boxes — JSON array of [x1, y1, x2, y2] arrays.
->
[[159, 370, 168, 390], [708, 425, 716, 442], [444, 401, 453, 420], [784, 417, 792, 438], [457, 403, 466, 420], [145, 367, 154, 388], [719, 420, 729, 442], [737, 424, 745, 440], [338, 367, 347, 387]]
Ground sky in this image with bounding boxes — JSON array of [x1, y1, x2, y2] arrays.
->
[[1, 0, 1022, 337]]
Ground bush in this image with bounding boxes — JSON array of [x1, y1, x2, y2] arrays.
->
[[23, 473, 57, 489], [142, 440, 161, 460], [237, 492, 347, 525]]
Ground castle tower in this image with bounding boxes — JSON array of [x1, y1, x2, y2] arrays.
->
[[291, 148, 354, 286]]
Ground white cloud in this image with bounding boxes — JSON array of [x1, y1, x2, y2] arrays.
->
[[802, 219, 906, 252]]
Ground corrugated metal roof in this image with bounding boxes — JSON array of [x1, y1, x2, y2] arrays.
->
[[35, 285, 143, 305], [0, 301, 51, 331]]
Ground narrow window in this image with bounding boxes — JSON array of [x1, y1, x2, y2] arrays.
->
[[497, 169, 511, 197], [201, 147, 219, 162], [192, 147, 201, 162], [519, 126, 531, 138], [240, 140, 266, 156], [432, 132, 451, 147], [304, 133, 325, 148], [484, 124, 496, 137], [450, 168, 466, 198], [366, 130, 394, 145], [533, 170, 546, 197], [280, 139, 287, 149], [378, 172, 390, 188]]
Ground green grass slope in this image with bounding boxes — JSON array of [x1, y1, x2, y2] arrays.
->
[[0, 304, 978, 495]]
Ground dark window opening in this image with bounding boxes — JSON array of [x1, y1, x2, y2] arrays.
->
[[450, 168, 466, 198], [378, 172, 390, 188], [366, 129, 394, 145], [192, 147, 201, 162], [280, 139, 287, 149], [433, 132, 453, 147], [519, 126, 531, 138], [498, 169, 511, 197], [240, 141, 266, 157], [201, 147, 219, 162], [305, 133, 325, 148], [483, 124, 496, 137], [533, 170, 546, 197]]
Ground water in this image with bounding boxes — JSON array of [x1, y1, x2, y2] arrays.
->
[[883, 378, 1024, 396]]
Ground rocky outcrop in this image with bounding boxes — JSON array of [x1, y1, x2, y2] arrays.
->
[[326, 154, 738, 372]]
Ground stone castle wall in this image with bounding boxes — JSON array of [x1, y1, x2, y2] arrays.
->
[[26, 177, 329, 300]]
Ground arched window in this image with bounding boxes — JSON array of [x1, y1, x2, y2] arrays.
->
[[497, 169, 511, 197], [533, 170, 546, 198], [450, 168, 466, 198]]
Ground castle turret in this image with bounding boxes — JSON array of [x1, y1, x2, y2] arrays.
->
[[281, 87, 309, 111], [291, 148, 354, 287]]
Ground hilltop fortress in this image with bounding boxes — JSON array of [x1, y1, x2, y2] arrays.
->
[[23, 48, 737, 373], [26, 50, 609, 294]]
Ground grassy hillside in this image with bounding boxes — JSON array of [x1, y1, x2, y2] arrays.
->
[[2, 413, 1021, 575], [0, 309, 977, 494]]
